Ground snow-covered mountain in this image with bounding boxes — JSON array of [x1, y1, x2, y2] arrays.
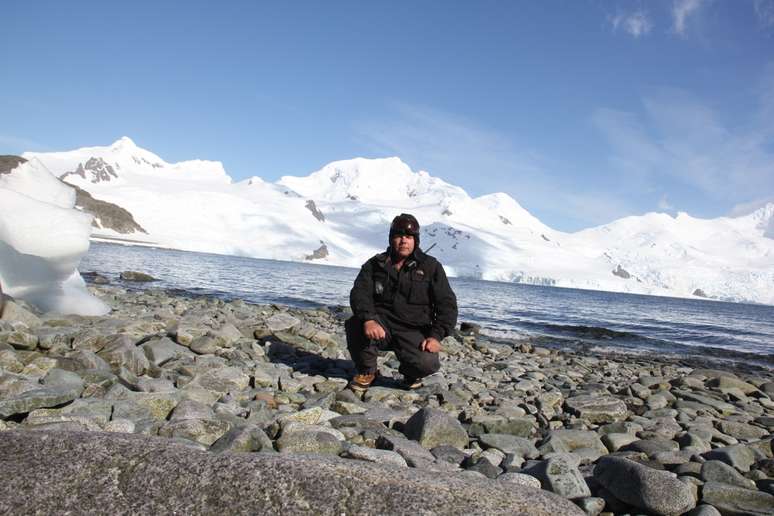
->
[[21, 137, 774, 305]]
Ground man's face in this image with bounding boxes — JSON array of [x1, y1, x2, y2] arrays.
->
[[390, 234, 415, 260]]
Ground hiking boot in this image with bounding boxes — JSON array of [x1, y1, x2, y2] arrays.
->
[[349, 371, 377, 392], [402, 376, 423, 390]]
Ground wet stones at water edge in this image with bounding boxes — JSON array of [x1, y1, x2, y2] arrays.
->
[[119, 270, 157, 282], [0, 284, 772, 515]]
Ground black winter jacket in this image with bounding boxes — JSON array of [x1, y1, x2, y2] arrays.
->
[[350, 247, 458, 340]]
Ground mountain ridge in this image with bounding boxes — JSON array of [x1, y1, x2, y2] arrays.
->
[[18, 137, 774, 305]]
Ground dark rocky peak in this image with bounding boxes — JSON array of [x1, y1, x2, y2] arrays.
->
[[131, 155, 163, 168], [0, 155, 27, 175], [305, 241, 329, 260], [64, 181, 147, 234], [61, 157, 118, 183], [305, 200, 325, 222], [612, 265, 631, 279]]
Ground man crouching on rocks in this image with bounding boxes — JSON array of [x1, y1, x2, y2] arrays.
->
[[346, 213, 458, 391]]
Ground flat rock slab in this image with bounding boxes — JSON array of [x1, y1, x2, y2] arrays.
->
[[564, 395, 628, 423], [0, 431, 584, 515]]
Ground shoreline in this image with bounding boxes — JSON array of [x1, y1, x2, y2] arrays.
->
[[81, 274, 774, 374], [85, 239, 774, 308], [1, 284, 772, 514]]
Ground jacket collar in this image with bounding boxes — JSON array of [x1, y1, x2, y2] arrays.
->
[[377, 246, 427, 270]]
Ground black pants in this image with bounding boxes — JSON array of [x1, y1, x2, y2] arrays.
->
[[345, 316, 440, 380]]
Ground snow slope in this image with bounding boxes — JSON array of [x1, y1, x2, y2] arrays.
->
[[21, 137, 774, 305]]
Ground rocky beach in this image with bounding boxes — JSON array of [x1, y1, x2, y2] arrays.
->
[[1, 281, 773, 515]]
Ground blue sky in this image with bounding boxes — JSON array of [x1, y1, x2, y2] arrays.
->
[[2, 0, 773, 231]]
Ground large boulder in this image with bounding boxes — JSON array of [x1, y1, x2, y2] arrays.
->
[[0, 431, 584, 515], [594, 456, 696, 515], [403, 407, 469, 449]]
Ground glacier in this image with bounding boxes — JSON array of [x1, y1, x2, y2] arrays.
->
[[18, 136, 774, 306]]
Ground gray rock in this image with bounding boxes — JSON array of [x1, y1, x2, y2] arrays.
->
[[65, 349, 111, 371], [701, 481, 774, 516], [564, 394, 628, 423], [0, 299, 42, 327], [678, 432, 712, 453], [622, 438, 679, 456], [702, 445, 757, 472], [685, 505, 722, 516], [189, 335, 220, 355], [23, 398, 112, 429], [539, 430, 608, 460], [281, 422, 345, 441], [344, 445, 408, 468], [141, 337, 190, 366], [525, 454, 591, 500], [716, 420, 768, 441], [276, 430, 343, 455], [376, 435, 436, 463], [0, 368, 84, 418], [109, 391, 179, 421], [501, 452, 525, 471], [159, 418, 231, 446], [594, 456, 696, 515], [169, 399, 215, 421], [119, 271, 156, 282], [275, 406, 338, 427], [601, 432, 639, 452], [468, 414, 536, 437], [465, 456, 501, 478], [97, 334, 149, 375], [403, 407, 469, 449], [575, 497, 606, 516], [0, 349, 23, 372], [252, 363, 281, 388], [707, 376, 759, 395], [210, 425, 274, 453], [0, 428, 578, 516], [266, 313, 301, 333], [431, 444, 467, 465], [678, 392, 736, 415], [700, 460, 757, 489], [498, 472, 542, 489], [6, 330, 38, 350], [135, 377, 176, 393], [479, 433, 539, 458], [187, 366, 250, 394]]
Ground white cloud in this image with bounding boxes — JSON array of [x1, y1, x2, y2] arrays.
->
[[593, 87, 774, 210], [672, 0, 706, 35], [754, 0, 774, 28], [609, 10, 653, 38], [658, 194, 674, 211]]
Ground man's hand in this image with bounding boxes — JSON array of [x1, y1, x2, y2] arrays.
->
[[420, 337, 442, 353], [363, 320, 386, 340]]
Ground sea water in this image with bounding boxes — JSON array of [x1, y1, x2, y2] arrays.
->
[[81, 242, 774, 367]]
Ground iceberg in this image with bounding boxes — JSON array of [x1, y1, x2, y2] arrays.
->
[[0, 159, 109, 315]]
